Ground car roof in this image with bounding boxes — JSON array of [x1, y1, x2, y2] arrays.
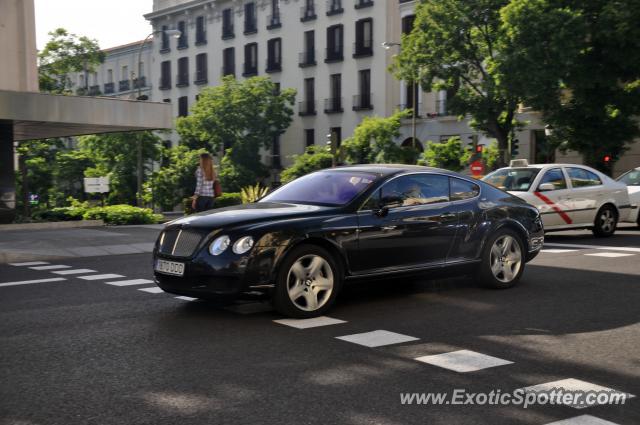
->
[[499, 163, 598, 170], [332, 164, 452, 177]]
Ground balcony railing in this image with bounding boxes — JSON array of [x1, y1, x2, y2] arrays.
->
[[104, 82, 115, 94], [194, 71, 208, 85], [300, 6, 317, 22], [88, 85, 101, 96], [159, 77, 171, 90], [324, 97, 343, 114], [325, 47, 344, 63], [353, 41, 373, 58], [222, 24, 234, 39], [176, 74, 189, 87], [177, 35, 188, 49], [133, 76, 146, 89], [355, 0, 374, 9], [266, 59, 282, 73], [119, 79, 130, 92], [221, 65, 235, 77], [326, 0, 343, 15], [298, 100, 317, 116], [195, 31, 207, 45], [267, 12, 282, 29], [353, 93, 373, 110], [435, 99, 453, 116], [299, 50, 316, 67], [242, 62, 258, 77], [398, 102, 423, 117], [244, 17, 257, 34]]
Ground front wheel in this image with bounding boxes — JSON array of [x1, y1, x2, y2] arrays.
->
[[273, 244, 342, 318], [592, 205, 617, 237], [477, 229, 525, 289]]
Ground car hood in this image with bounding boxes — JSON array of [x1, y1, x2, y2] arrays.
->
[[168, 202, 335, 230]]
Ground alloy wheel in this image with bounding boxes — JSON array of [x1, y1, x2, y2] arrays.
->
[[490, 235, 522, 283], [286, 254, 334, 312], [599, 209, 616, 233]]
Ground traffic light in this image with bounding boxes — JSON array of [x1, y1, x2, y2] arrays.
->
[[604, 154, 611, 164], [510, 139, 519, 157], [476, 144, 483, 154]]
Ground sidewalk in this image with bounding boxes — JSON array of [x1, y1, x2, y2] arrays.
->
[[0, 225, 164, 264]]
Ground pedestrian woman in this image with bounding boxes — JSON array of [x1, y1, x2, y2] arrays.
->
[[192, 153, 217, 212]]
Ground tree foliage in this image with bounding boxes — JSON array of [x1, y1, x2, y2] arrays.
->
[[280, 146, 334, 183], [396, 0, 523, 167], [341, 110, 416, 164], [420, 137, 472, 172], [38, 28, 105, 94], [177, 76, 296, 190], [501, 0, 640, 172]]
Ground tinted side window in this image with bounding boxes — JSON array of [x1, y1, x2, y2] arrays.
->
[[539, 168, 567, 190], [381, 174, 450, 207], [567, 167, 602, 187], [450, 177, 480, 201]]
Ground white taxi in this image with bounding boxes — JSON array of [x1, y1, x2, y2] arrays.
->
[[483, 160, 632, 236], [616, 167, 640, 226]]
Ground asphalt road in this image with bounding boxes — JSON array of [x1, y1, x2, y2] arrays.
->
[[1, 226, 639, 425]]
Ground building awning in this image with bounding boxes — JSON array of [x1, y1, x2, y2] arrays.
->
[[0, 90, 173, 141]]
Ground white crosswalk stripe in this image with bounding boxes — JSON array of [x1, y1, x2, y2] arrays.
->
[[104, 279, 154, 287], [0, 277, 66, 287], [138, 287, 164, 294], [8, 261, 50, 266], [414, 350, 513, 372], [336, 330, 419, 347], [52, 269, 97, 275], [77, 274, 125, 281], [545, 415, 621, 425], [541, 249, 579, 254], [29, 265, 71, 271], [175, 296, 198, 301], [520, 379, 634, 409], [274, 316, 345, 329], [584, 252, 635, 258], [545, 242, 640, 253]]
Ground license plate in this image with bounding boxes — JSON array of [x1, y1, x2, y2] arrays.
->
[[155, 259, 185, 276]]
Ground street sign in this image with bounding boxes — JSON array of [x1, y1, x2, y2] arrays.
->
[[84, 176, 110, 193], [470, 160, 485, 177]]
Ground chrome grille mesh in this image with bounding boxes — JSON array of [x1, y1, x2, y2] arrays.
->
[[159, 228, 205, 257]]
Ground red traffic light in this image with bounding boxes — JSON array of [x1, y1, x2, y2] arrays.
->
[[604, 155, 611, 163], [476, 145, 483, 153]]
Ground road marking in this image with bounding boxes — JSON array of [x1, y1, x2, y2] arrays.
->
[[520, 379, 634, 409], [9, 261, 50, 266], [414, 350, 513, 372], [29, 265, 71, 271], [105, 279, 154, 287], [77, 274, 125, 281], [545, 415, 621, 425], [545, 242, 640, 253], [52, 269, 97, 275], [0, 277, 66, 287], [336, 330, 419, 347], [175, 296, 198, 301], [274, 316, 346, 329], [541, 249, 579, 254], [584, 252, 635, 258], [138, 287, 164, 294]]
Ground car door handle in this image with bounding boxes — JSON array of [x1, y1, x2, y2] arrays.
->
[[381, 225, 397, 231], [439, 213, 457, 220]]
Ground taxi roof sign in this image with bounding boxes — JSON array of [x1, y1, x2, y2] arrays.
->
[[509, 159, 529, 167]]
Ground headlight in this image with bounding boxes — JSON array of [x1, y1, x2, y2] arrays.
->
[[209, 235, 230, 256], [232, 236, 254, 254]]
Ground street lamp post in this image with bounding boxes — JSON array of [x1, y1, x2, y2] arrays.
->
[[133, 28, 180, 207]]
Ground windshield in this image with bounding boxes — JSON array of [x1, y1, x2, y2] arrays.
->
[[260, 171, 377, 206], [482, 168, 541, 192], [617, 169, 640, 186]]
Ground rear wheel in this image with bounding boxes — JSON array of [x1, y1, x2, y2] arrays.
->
[[592, 205, 617, 237], [273, 244, 342, 318], [477, 229, 525, 289]]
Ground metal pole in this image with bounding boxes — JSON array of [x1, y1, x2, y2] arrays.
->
[[137, 136, 143, 207], [412, 78, 417, 149]]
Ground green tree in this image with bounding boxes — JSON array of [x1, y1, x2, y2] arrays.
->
[[52, 148, 95, 204], [501, 0, 640, 173], [419, 137, 471, 172], [341, 110, 415, 164], [38, 28, 105, 94], [78, 132, 161, 205], [395, 0, 523, 167], [177, 76, 296, 191], [15, 139, 64, 214], [280, 146, 334, 183]]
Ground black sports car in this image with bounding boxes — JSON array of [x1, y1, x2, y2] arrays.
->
[[153, 165, 544, 318]]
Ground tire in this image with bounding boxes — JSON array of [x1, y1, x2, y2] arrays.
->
[[477, 228, 526, 289], [272, 244, 342, 318], [592, 205, 617, 237]]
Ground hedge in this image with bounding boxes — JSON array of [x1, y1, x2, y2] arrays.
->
[[82, 205, 163, 225], [183, 192, 243, 214]]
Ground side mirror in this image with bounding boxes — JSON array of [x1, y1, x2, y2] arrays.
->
[[538, 183, 556, 192]]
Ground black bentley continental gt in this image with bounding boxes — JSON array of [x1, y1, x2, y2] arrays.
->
[[153, 165, 544, 318]]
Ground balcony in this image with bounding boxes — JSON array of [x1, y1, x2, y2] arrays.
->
[[119, 79, 130, 92], [325, 47, 344, 63], [103, 82, 115, 94], [177, 35, 188, 50], [399, 102, 423, 117], [242, 62, 258, 77], [435, 99, 454, 116], [88, 85, 101, 96], [159, 44, 170, 54], [299, 50, 316, 67], [266, 59, 282, 73], [194, 71, 208, 85], [222, 24, 235, 40], [355, 0, 374, 9], [159, 77, 171, 90], [221, 65, 235, 78], [195, 32, 207, 46], [267, 12, 282, 30], [326, 0, 343, 16], [298, 100, 317, 116], [353, 42, 373, 58], [300, 6, 317, 22], [133, 76, 146, 89], [324, 97, 343, 114], [353, 93, 373, 111], [176, 74, 189, 87], [244, 17, 257, 35]]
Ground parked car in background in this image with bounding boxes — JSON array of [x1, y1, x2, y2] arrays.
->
[[153, 165, 544, 318], [616, 167, 640, 227], [482, 160, 631, 237]]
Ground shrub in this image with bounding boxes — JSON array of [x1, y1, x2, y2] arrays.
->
[[32, 206, 85, 221], [82, 205, 162, 225], [240, 184, 269, 204], [280, 146, 334, 183], [214, 193, 242, 208]]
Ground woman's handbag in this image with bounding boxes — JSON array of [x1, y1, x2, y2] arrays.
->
[[214, 179, 223, 198]]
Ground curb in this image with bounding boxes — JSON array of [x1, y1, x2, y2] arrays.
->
[[0, 220, 104, 232]]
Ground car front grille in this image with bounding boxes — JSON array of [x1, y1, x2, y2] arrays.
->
[[158, 227, 207, 258]]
